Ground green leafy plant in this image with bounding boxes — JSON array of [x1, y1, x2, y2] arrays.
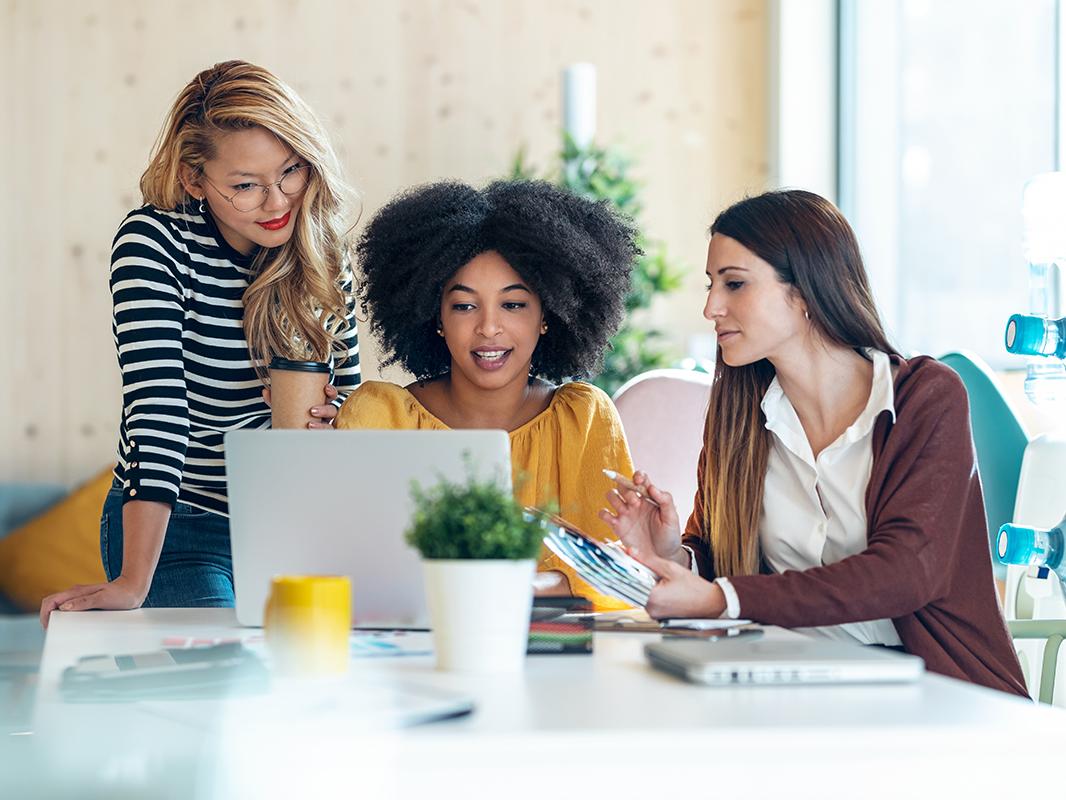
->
[[510, 135, 685, 395], [406, 469, 544, 560]]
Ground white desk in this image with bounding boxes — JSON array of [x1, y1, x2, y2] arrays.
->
[[8, 608, 1065, 800]]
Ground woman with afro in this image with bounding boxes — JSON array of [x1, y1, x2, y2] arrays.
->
[[336, 179, 639, 610]]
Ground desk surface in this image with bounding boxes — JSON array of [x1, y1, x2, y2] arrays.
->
[[10, 608, 1065, 800]]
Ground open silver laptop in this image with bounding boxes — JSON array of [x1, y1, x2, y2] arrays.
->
[[645, 636, 924, 686], [225, 429, 512, 628]]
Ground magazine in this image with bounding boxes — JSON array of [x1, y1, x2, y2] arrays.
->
[[525, 507, 658, 607]]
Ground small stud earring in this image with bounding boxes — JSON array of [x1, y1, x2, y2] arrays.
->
[[541, 323, 548, 334], [436, 325, 444, 336]]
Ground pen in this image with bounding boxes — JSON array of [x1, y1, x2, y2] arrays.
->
[[603, 469, 661, 507]]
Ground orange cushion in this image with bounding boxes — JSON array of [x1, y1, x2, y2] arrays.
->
[[0, 466, 112, 611]]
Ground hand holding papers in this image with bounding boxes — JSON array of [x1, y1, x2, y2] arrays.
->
[[529, 507, 732, 619], [527, 508, 658, 607]]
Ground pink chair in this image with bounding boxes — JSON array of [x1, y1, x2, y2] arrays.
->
[[611, 369, 714, 526]]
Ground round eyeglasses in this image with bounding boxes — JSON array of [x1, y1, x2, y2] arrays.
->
[[203, 164, 312, 213]]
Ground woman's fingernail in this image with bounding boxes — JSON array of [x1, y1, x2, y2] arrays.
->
[[309, 408, 320, 416], [60, 603, 72, 611]]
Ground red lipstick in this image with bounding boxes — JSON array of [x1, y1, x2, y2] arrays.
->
[[256, 211, 291, 231]]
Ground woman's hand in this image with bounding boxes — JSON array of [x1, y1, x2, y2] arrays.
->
[[532, 570, 573, 597], [599, 471, 683, 560], [261, 384, 339, 429], [308, 384, 340, 428], [39, 574, 149, 629], [628, 547, 726, 620]]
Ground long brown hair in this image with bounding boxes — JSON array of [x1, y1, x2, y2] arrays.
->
[[139, 60, 357, 377], [702, 190, 898, 577]]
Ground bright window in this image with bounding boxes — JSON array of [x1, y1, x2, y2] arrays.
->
[[839, 0, 1061, 367]]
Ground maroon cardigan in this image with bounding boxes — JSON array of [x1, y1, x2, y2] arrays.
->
[[682, 355, 1028, 697]]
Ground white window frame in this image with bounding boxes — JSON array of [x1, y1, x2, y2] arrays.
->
[[768, 0, 839, 202], [1058, 1, 1066, 170], [837, 0, 903, 340]]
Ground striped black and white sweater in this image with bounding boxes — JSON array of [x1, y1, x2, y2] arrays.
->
[[109, 203, 361, 516]]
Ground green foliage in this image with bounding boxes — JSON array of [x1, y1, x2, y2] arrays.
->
[[405, 469, 544, 560], [509, 135, 685, 395]]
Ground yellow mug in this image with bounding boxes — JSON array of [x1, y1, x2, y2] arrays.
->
[[264, 575, 352, 675]]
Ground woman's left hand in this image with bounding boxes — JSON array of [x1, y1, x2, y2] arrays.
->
[[308, 384, 340, 429], [628, 546, 727, 620], [261, 384, 340, 429]]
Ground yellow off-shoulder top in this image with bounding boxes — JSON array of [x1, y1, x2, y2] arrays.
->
[[335, 380, 635, 611]]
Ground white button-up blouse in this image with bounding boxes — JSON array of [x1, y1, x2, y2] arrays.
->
[[709, 349, 903, 646]]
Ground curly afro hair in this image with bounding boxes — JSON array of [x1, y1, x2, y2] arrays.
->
[[356, 179, 640, 382]]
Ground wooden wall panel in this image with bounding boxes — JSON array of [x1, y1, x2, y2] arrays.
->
[[1, 0, 769, 484]]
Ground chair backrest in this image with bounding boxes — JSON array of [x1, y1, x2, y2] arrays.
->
[[938, 350, 1030, 580], [612, 368, 714, 526]]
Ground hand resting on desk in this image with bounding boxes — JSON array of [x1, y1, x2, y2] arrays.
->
[[39, 575, 147, 628]]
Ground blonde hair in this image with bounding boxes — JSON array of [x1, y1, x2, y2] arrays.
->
[[140, 60, 356, 377]]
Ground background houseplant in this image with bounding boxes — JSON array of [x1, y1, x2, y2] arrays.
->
[[510, 135, 685, 396], [407, 470, 544, 672]]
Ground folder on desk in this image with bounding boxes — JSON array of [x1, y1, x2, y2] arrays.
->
[[528, 596, 593, 654]]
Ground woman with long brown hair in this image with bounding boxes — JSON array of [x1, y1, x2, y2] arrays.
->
[[40, 60, 359, 624], [602, 190, 1027, 695]]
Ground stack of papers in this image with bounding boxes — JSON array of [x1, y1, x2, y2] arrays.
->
[[528, 508, 658, 607]]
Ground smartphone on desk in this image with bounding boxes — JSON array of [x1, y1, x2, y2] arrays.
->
[[596, 617, 763, 640], [60, 642, 269, 702], [663, 625, 763, 641]]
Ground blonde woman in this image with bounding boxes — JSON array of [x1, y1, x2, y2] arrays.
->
[[40, 61, 359, 624]]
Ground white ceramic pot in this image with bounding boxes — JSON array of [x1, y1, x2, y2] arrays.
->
[[422, 559, 536, 673]]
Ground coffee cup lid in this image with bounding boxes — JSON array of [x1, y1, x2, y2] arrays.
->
[[269, 356, 331, 373]]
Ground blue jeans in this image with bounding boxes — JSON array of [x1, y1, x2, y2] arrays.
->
[[100, 484, 235, 608]]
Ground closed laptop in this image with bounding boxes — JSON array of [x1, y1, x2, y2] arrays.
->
[[645, 636, 924, 686]]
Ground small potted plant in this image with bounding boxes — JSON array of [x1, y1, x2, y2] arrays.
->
[[406, 472, 544, 673]]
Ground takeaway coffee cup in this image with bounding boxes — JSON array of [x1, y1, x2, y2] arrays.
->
[[268, 356, 330, 429]]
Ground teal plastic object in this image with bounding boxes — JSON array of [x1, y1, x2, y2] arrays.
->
[[997, 521, 1066, 577], [1005, 313, 1066, 359], [939, 351, 1030, 581]]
